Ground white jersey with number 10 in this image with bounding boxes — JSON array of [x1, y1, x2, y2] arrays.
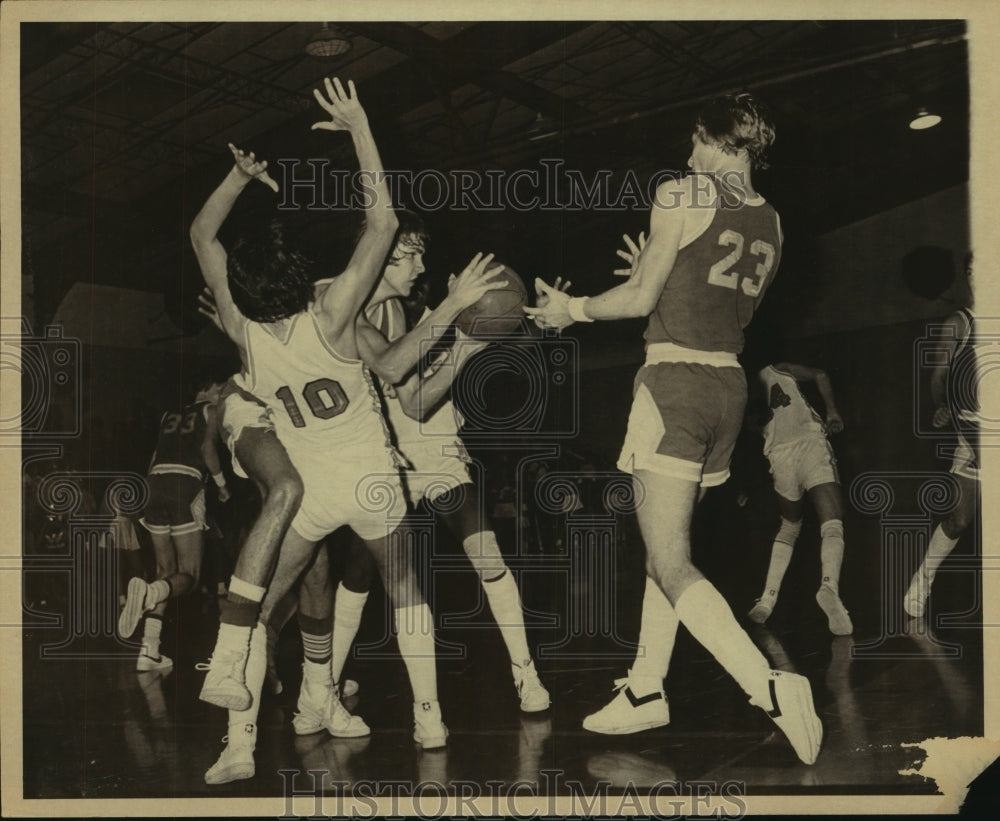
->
[[234, 304, 392, 456]]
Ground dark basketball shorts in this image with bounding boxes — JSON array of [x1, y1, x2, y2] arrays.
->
[[617, 358, 747, 487], [140, 472, 206, 536]]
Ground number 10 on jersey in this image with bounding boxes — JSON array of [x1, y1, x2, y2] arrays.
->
[[276, 378, 349, 428]]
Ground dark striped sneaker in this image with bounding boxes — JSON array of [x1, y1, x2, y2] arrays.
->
[[582, 672, 669, 734]]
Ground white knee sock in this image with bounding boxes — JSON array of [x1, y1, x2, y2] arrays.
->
[[819, 519, 845, 591], [394, 604, 438, 704], [922, 524, 960, 578], [228, 621, 268, 728], [463, 532, 533, 668], [331, 583, 368, 685], [142, 613, 163, 657], [762, 518, 800, 599], [675, 580, 771, 707], [629, 576, 678, 694], [149, 579, 171, 606], [480, 569, 531, 668]]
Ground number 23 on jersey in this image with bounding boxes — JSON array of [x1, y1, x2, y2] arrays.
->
[[707, 229, 776, 297]]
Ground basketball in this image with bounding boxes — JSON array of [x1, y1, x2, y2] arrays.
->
[[455, 265, 528, 337]]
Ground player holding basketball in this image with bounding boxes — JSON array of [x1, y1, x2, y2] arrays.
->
[[191, 78, 506, 783], [313, 215, 551, 714], [527, 93, 822, 765], [904, 253, 979, 618], [118, 380, 229, 671], [746, 363, 852, 635]]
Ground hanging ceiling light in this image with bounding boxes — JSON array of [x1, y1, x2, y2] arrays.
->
[[909, 107, 941, 130], [305, 23, 353, 59]]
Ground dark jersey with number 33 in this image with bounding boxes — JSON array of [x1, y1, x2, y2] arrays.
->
[[148, 400, 209, 477], [645, 177, 782, 354]]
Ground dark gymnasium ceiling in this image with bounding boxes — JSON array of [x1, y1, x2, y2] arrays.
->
[[20, 19, 968, 334]]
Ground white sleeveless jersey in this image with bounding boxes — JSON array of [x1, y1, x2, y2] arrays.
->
[[366, 300, 464, 456], [234, 304, 394, 457], [759, 365, 826, 454]]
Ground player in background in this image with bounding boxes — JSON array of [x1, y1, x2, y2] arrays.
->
[[746, 363, 852, 635], [118, 380, 230, 671], [527, 93, 822, 765], [904, 253, 979, 618], [312, 212, 553, 714]]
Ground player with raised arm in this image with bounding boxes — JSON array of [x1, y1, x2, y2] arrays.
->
[[746, 362, 853, 635], [904, 254, 979, 618], [270, 240, 511, 742], [190, 78, 506, 784], [312, 212, 553, 714], [118, 380, 228, 671], [527, 93, 822, 765]]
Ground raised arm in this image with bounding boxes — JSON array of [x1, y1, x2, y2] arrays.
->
[[312, 78, 399, 335], [525, 178, 689, 329], [774, 362, 844, 433], [190, 144, 278, 345]]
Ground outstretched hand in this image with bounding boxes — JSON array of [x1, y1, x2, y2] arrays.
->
[[524, 278, 573, 330], [446, 252, 508, 310], [535, 276, 571, 310], [197, 288, 225, 334], [614, 231, 647, 276], [228, 143, 279, 192], [826, 412, 844, 434], [311, 77, 368, 134]]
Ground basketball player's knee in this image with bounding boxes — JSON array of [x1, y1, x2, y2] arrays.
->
[[305, 551, 330, 586], [776, 517, 803, 546], [947, 507, 973, 537], [177, 553, 201, 581], [644, 547, 690, 581], [820, 518, 843, 543], [155, 555, 177, 579], [385, 571, 423, 609], [342, 555, 374, 593], [462, 530, 507, 579], [264, 472, 303, 517]]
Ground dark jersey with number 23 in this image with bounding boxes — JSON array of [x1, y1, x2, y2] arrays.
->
[[645, 177, 782, 354]]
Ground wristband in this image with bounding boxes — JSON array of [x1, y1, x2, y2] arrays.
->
[[212, 472, 227, 488], [567, 296, 594, 323]]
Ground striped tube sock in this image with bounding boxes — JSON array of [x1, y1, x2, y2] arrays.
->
[[298, 612, 332, 665]]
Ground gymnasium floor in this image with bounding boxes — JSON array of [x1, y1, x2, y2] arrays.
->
[[19, 485, 983, 804]]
